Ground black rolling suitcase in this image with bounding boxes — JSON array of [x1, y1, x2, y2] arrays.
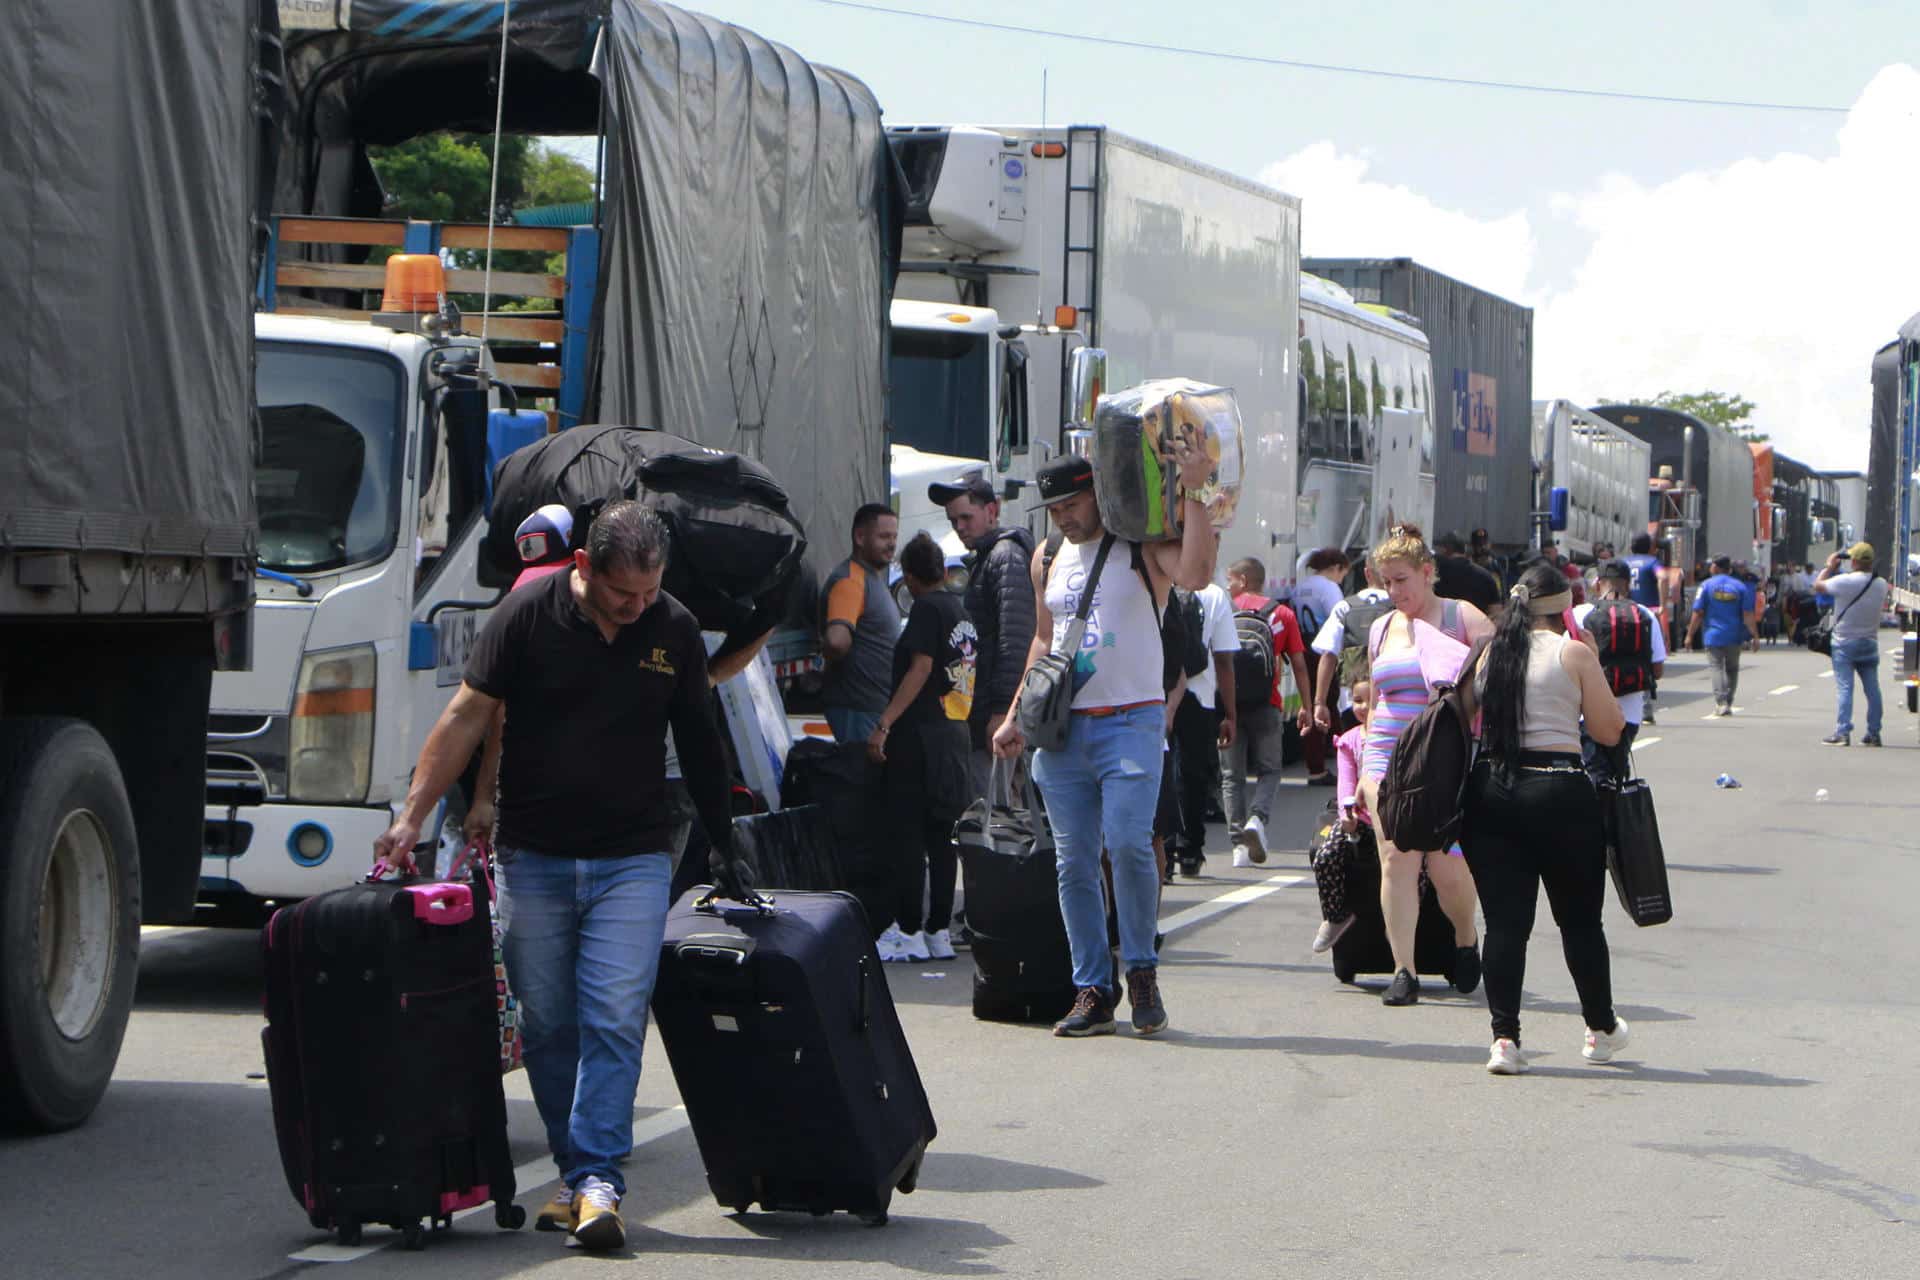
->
[[261, 877, 524, 1249], [1327, 839, 1461, 988], [653, 889, 936, 1224], [954, 761, 1076, 1023]]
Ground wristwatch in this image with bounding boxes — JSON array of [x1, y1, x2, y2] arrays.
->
[[1181, 485, 1209, 504]]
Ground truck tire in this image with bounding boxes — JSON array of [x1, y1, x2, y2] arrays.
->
[[0, 718, 141, 1133]]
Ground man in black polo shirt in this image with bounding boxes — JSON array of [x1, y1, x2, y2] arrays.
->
[[373, 501, 745, 1253], [1433, 530, 1502, 614]]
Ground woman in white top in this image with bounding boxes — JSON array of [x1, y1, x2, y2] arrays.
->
[[1460, 561, 1629, 1075]]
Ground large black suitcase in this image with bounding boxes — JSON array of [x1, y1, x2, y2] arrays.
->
[[1327, 840, 1462, 988], [261, 878, 524, 1249], [653, 889, 935, 1223], [957, 820, 1075, 1024]]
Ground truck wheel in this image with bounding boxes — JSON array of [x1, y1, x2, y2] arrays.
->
[[0, 718, 141, 1133]]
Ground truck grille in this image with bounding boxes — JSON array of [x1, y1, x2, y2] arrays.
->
[[206, 752, 269, 807]]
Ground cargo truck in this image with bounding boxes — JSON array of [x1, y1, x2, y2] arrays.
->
[[200, 0, 895, 910], [1531, 401, 1653, 561], [0, 0, 275, 1131], [1304, 258, 1535, 552], [887, 125, 1303, 590]]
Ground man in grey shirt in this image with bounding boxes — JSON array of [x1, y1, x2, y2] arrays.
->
[[820, 503, 901, 744], [1813, 541, 1890, 746]]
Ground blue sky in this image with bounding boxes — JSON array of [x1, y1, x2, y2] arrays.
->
[[652, 1, 1920, 467]]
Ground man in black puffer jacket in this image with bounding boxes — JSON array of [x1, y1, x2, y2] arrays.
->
[[929, 475, 1036, 792]]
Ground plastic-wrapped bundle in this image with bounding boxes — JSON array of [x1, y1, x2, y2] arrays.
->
[[1091, 379, 1245, 542]]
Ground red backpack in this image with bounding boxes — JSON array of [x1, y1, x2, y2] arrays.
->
[[1587, 600, 1654, 695]]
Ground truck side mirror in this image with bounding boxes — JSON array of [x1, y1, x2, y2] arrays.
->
[[1066, 346, 1107, 429]]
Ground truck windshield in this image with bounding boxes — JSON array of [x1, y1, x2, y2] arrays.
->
[[890, 327, 989, 460], [255, 343, 406, 573]]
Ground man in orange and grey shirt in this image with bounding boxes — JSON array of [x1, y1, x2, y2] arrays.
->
[[820, 503, 901, 744]]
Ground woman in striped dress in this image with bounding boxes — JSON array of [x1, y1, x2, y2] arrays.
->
[[1356, 528, 1494, 1007]]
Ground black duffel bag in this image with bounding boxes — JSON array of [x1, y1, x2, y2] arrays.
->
[[483, 426, 807, 634]]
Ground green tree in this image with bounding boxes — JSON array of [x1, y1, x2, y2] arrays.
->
[[1651, 390, 1767, 441]]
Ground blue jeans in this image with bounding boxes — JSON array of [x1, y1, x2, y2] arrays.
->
[[1032, 704, 1164, 991], [826, 707, 882, 746], [497, 848, 671, 1195], [1831, 636, 1883, 736]]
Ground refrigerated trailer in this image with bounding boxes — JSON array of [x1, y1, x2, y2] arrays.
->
[[887, 125, 1303, 589]]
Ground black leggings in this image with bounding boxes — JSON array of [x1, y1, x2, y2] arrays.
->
[[886, 720, 968, 935], [1170, 691, 1221, 856], [1462, 754, 1615, 1044]]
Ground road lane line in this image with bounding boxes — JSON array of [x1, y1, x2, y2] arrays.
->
[[289, 1106, 691, 1263], [1160, 872, 1310, 937], [1635, 736, 1661, 749], [1768, 684, 1799, 696], [1819, 669, 1835, 679]]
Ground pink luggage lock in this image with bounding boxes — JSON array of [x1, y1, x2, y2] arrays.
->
[[402, 882, 474, 926]]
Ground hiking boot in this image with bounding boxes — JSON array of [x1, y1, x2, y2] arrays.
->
[[1052, 986, 1116, 1038], [570, 1176, 625, 1251], [1312, 915, 1354, 954], [1583, 1017, 1633, 1063], [1822, 731, 1850, 746], [1486, 1038, 1528, 1075], [925, 929, 957, 960], [1124, 967, 1168, 1036], [1243, 814, 1269, 863], [1862, 732, 1883, 747], [1381, 968, 1420, 1006], [534, 1184, 573, 1232], [1453, 942, 1483, 995]]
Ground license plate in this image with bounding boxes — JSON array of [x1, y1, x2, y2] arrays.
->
[[434, 610, 479, 688]]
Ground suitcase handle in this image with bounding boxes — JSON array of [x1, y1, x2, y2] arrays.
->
[[856, 953, 871, 1034], [674, 933, 758, 970]]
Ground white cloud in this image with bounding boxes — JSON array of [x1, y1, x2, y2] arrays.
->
[[1262, 65, 1920, 470], [1260, 143, 1536, 301]]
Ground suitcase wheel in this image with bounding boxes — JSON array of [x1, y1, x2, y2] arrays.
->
[[401, 1222, 427, 1252], [496, 1203, 527, 1230], [1331, 958, 1357, 985], [858, 1211, 889, 1227], [897, 1154, 923, 1195], [336, 1221, 362, 1248]]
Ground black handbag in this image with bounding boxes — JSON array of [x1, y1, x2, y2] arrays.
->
[[1598, 772, 1673, 927], [1806, 573, 1876, 656], [1016, 534, 1115, 752]]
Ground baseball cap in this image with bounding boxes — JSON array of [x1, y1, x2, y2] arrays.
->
[[1848, 540, 1875, 564], [514, 503, 574, 564], [1599, 559, 1631, 582], [1034, 455, 1094, 507], [927, 473, 996, 507]]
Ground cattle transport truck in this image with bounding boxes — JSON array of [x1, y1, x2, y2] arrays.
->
[[0, 0, 273, 1131], [887, 125, 1303, 589]]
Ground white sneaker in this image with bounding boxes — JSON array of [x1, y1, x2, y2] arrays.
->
[[1231, 845, 1254, 869], [925, 928, 957, 960], [1311, 915, 1355, 954], [899, 930, 932, 962], [876, 923, 909, 962], [1486, 1038, 1528, 1075], [1242, 814, 1269, 864], [1583, 1017, 1632, 1062]]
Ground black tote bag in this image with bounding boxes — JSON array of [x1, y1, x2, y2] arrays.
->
[[1599, 775, 1674, 927]]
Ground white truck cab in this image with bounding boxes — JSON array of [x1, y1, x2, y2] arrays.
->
[[202, 312, 502, 904]]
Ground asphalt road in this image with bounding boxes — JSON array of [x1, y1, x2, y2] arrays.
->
[[3, 641, 1916, 1279]]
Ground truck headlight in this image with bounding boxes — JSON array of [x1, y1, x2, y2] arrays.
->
[[289, 645, 376, 803]]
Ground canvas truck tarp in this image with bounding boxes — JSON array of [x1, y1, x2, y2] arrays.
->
[[272, 0, 896, 602], [0, 0, 268, 562]]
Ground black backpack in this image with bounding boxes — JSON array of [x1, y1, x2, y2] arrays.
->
[[1232, 600, 1280, 708], [1378, 636, 1489, 853], [1167, 588, 1210, 681], [1587, 599, 1655, 695]]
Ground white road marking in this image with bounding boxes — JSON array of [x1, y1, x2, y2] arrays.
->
[[289, 1106, 691, 1263], [1160, 872, 1310, 936], [1768, 684, 1799, 696], [1819, 669, 1836, 679], [1635, 737, 1662, 749]]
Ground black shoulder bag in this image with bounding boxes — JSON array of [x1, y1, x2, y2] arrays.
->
[[1017, 534, 1116, 752], [1807, 574, 1876, 657]]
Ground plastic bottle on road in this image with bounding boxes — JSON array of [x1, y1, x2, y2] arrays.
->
[[1715, 773, 1742, 789]]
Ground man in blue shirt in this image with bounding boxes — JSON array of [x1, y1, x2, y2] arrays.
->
[[1623, 534, 1664, 611], [1685, 554, 1757, 716]]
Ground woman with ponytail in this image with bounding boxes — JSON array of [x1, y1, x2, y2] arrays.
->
[[1460, 560, 1630, 1075], [1355, 527, 1493, 1007]]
